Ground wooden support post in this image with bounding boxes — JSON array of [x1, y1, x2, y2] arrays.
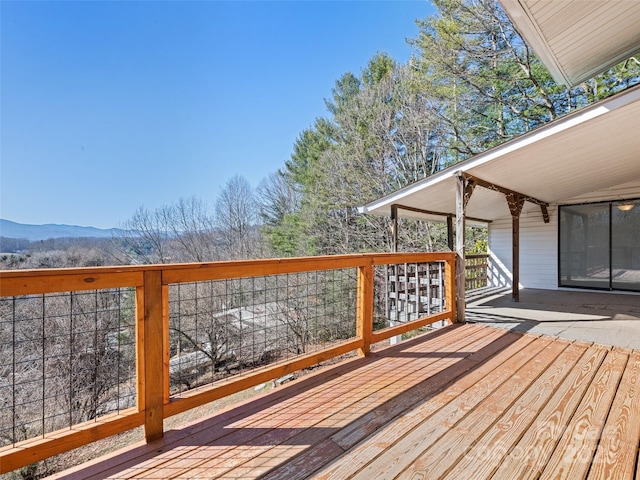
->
[[138, 270, 164, 442], [356, 263, 374, 356], [512, 215, 520, 302], [506, 193, 525, 302], [446, 215, 454, 252], [455, 173, 468, 323], [391, 204, 398, 253]]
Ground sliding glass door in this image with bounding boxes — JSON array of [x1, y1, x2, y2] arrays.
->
[[612, 200, 640, 291], [559, 200, 640, 291]]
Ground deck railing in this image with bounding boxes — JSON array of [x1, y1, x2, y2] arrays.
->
[[0, 252, 455, 474], [465, 254, 489, 291]]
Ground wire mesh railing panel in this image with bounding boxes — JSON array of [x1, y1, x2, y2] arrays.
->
[[0, 289, 137, 448], [168, 268, 358, 395], [373, 261, 447, 333]]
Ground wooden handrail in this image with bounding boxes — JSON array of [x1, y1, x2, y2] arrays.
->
[[0, 251, 456, 474]]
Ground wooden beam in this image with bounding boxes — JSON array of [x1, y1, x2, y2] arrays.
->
[[391, 203, 491, 224], [512, 215, 520, 302], [0, 410, 144, 474], [462, 172, 547, 207], [506, 192, 526, 218], [461, 172, 550, 223], [445, 254, 456, 324], [455, 173, 467, 323], [446, 215, 454, 251], [541, 204, 550, 223], [463, 177, 476, 209]]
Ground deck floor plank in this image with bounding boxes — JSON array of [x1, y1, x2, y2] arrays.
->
[[98, 324, 492, 480], [587, 351, 640, 480], [490, 343, 609, 480], [312, 332, 545, 480], [87, 325, 479, 479], [46, 324, 640, 480], [393, 337, 570, 480], [268, 329, 530, 480], [441, 341, 588, 479], [538, 347, 631, 480], [169, 325, 505, 480]]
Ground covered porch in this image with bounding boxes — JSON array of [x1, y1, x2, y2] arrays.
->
[[467, 288, 640, 350], [360, 83, 640, 308]]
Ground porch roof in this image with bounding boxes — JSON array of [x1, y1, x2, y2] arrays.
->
[[499, 0, 640, 87], [359, 84, 640, 224]]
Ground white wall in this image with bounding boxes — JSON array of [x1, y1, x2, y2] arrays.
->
[[487, 179, 640, 290], [488, 206, 558, 290]]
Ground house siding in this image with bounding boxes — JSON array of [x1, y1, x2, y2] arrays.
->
[[488, 206, 558, 290], [487, 179, 640, 290]]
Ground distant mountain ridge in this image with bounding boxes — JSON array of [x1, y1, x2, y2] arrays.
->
[[0, 219, 123, 241]]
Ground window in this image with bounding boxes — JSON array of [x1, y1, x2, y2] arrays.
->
[[559, 199, 640, 291]]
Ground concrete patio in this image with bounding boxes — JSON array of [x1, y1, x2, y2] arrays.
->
[[466, 288, 640, 349]]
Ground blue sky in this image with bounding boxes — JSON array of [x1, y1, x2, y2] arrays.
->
[[1, 0, 434, 229]]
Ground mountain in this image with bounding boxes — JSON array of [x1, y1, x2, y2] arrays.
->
[[0, 219, 124, 241]]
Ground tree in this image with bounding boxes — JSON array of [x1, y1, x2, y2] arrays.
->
[[215, 175, 259, 259], [165, 197, 219, 262], [256, 171, 306, 256], [286, 54, 454, 255], [118, 205, 174, 264], [117, 197, 219, 264], [411, 0, 639, 163]]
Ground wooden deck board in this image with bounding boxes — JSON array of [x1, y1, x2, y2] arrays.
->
[[322, 334, 551, 480], [490, 343, 609, 480], [393, 338, 570, 480], [47, 324, 640, 480], [313, 331, 539, 480], [159, 324, 502, 480], [440, 342, 588, 479], [83, 326, 467, 479], [539, 347, 630, 480], [587, 351, 640, 480], [139, 324, 495, 479]]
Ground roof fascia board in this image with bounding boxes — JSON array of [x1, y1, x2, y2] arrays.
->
[[359, 84, 640, 215], [499, 0, 570, 85]]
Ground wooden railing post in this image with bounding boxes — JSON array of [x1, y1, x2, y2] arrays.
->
[[445, 254, 456, 324], [137, 270, 164, 442], [162, 284, 170, 405], [356, 263, 374, 356]]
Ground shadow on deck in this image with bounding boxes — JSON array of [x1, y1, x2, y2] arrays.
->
[[466, 288, 640, 349], [50, 322, 640, 479]]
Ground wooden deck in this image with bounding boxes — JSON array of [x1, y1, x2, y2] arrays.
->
[[51, 323, 640, 480]]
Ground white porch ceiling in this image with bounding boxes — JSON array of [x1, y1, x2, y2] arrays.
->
[[359, 84, 640, 224], [499, 0, 640, 86]]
